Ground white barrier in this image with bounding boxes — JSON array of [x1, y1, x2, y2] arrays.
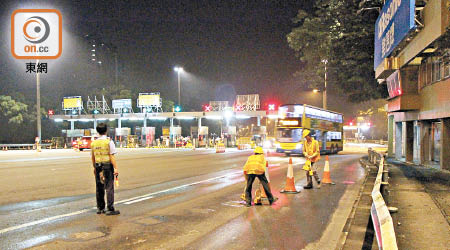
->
[[369, 151, 398, 250]]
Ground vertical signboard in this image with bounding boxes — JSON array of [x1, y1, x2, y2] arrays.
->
[[374, 0, 415, 70]]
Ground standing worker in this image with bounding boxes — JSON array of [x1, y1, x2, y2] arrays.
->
[[91, 123, 120, 215], [243, 147, 276, 207], [302, 129, 321, 189]]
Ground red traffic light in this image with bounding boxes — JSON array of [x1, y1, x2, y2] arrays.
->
[[48, 109, 54, 116], [268, 103, 276, 111], [203, 104, 212, 112]]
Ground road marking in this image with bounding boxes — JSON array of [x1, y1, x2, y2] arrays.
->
[[0, 209, 90, 235], [124, 196, 154, 205], [0, 156, 83, 163], [117, 171, 242, 204], [0, 170, 242, 235]]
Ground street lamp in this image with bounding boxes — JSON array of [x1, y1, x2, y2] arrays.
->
[[321, 59, 328, 109], [174, 67, 184, 106]]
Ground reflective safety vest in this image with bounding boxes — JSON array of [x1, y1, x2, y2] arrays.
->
[[91, 138, 111, 164], [303, 139, 320, 162], [243, 154, 266, 175]]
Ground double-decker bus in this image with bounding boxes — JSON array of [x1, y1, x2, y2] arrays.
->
[[275, 104, 343, 156]]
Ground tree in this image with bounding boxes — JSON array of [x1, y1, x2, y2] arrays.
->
[[162, 99, 175, 112], [0, 95, 28, 124], [287, 0, 387, 102]]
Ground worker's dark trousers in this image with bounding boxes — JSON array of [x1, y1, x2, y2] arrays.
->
[[306, 162, 321, 186], [245, 174, 274, 204], [95, 163, 115, 211]]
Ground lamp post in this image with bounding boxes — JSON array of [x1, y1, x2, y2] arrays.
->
[[36, 59, 41, 143], [321, 59, 328, 109], [174, 67, 184, 106]]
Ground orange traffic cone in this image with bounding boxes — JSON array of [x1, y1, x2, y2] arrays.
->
[[281, 157, 300, 193], [321, 156, 335, 185]]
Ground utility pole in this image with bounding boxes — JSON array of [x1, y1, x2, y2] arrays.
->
[[36, 59, 41, 143], [322, 59, 328, 110]]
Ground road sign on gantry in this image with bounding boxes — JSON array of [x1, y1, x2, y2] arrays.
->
[[112, 99, 132, 114], [138, 93, 162, 113], [62, 96, 82, 110], [235, 94, 260, 111], [209, 101, 229, 111]]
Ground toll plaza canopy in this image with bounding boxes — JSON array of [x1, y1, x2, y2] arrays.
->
[[50, 110, 276, 122]]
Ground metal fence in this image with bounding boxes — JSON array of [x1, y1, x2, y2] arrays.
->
[[367, 148, 398, 250]]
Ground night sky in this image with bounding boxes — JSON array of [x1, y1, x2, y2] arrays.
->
[[1, 0, 348, 113]]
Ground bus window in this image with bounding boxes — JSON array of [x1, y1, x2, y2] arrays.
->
[[277, 128, 302, 143]]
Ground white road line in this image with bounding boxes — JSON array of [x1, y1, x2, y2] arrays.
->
[[0, 156, 83, 163], [117, 171, 242, 204], [0, 170, 242, 235], [124, 196, 154, 205], [0, 209, 90, 235]]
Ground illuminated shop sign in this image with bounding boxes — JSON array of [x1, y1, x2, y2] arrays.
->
[[374, 0, 415, 70]]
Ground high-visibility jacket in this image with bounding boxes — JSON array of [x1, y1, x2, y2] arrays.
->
[[91, 138, 111, 164], [303, 139, 320, 162], [243, 154, 266, 175]]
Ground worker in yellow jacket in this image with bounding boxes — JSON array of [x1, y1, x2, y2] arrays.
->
[[91, 123, 120, 215], [302, 129, 321, 189], [243, 147, 276, 207]]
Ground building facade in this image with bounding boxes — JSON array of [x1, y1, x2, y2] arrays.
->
[[374, 0, 450, 170]]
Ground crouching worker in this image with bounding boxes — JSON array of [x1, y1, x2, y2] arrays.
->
[[91, 123, 120, 215], [243, 147, 276, 207], [302, 129, 321, 189]]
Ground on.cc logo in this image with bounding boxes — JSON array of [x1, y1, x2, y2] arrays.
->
[[23, 16, 50, 44]]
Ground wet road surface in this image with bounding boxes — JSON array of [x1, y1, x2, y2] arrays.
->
[[0, 148, 366, 249]]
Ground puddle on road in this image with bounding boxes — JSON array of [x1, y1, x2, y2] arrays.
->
[[135, 215, 168, 226], [71, 231, 105, 240], [189, 208, 215, 214], [222, 200, 246, 208]]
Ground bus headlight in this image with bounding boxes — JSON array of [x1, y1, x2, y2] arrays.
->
[[275, 143, 281, 148], [296, 143, 302, 149]]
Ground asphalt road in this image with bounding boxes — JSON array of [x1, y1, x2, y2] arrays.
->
[[0, 147, 367, 249]]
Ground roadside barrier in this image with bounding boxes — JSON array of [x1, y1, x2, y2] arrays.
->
[[321, 155, 335, 185], [281, 157, 300, 193], [368, 148, 398, 250], [237, 144, 251, 150], [215, 143, 225, 153]]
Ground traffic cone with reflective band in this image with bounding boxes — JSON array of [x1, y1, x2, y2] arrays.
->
[[321, 156, 335, 185], [281, 157, 300, 193]]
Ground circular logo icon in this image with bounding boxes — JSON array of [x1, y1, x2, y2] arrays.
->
[[23, 16, 50, 44]]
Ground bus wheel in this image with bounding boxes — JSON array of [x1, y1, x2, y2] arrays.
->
[[285, 153, 290, 157]]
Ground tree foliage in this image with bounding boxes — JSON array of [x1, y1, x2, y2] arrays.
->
[[0, 95, 28, 124], [287, 0, 388, 102]]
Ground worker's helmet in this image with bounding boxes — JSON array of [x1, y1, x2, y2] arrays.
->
[[254, 146, 264, 154], [302, 129, 311, 138]]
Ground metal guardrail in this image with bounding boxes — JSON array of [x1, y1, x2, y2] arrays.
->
[[368, 148, 398, 250]]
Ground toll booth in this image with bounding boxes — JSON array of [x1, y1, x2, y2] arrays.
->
[[251, 126, 267, 147], [161, 126, 171, 147], [142, 127, 155, 147], [63, 129, 85, 146], [115, 127, 131, 147], [223, 126, 237, 147], [170, 126, 182, 147], [191, 126, 209, 148]]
